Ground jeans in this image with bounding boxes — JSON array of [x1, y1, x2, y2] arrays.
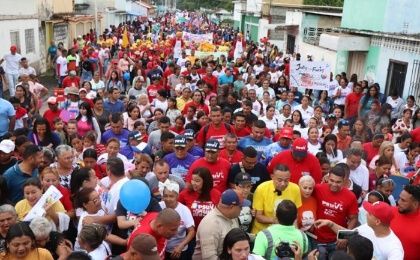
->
[[5, 73, 19, 96], [314, 241, 337, 260]]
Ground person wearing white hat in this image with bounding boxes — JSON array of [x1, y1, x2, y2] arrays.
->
[[0, 139, 17, 173]]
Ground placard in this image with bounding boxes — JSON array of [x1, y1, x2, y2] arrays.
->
[[23, 185, 63, 222], [290, 61, 331, 90]]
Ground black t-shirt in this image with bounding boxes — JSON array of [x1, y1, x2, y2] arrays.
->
[[228, 162, 271, 193]]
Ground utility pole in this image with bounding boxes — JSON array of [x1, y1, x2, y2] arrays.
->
[[94, 0, 98, 37]]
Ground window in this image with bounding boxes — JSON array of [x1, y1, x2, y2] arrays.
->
[[25, 29, 35, 54], [10, 31, 21, 52]]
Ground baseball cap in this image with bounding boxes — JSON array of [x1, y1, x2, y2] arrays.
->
[[327, 114, 336, 120], [0, 140, 15, 154], [184, 129, 195, 140], [362, 201, 394, 225], [279, 127, 293, 140], [130, 234, 160, 260], [205, 139, 220, 152], [78, 88, 87, 93], [65, 86, 79, 96], [10, 45, 17, 51], [270, 63, 276, 68], [221, 189, 244, 206], [174, 135, 187, 147], [69, 70, 77, 76], [292, 138, 308, 157], [234, 172, 252, 185], [47, 97, 57, 105], [128, 131, 142, 141]]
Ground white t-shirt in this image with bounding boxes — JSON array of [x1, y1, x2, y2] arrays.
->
[[88, 242, 111, 260], [2, 53, 22, 74], [355, 224, 404, 260], [159, 202, 195, 252], [56, 56, 68, 76], [261, 116, 281, 132], [256, 87, 275, 100], [90, 79, 105, 91], [104, 177, 129, 215], [327, 149, 344, 166], [342, 158, 369, 191], [308, 142, 321, 155], [269, 71, 281, 84], [19, 66, 36, 76], [295, 105, 314, 125], [333, 86, 352, 105]]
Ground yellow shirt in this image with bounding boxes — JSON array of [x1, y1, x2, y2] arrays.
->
[[187, 55, 197, 65], [15, 199, 66, 221], [251, 180, 302, 234], [176, 97, 191, 111], [0, 248, 53, 260]]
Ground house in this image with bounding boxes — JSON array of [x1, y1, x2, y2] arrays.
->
[[0, 0, 42, 72], [75, 0, 154, 30], [321, 0, 420, 98]]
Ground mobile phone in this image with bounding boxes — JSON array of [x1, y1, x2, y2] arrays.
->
[[337, 230, 358, 240]]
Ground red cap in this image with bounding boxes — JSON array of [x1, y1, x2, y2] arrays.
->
[[279, 127, 293, 139], [292, 138, 308, 157], [10, 45, 17, 51], [362, 201, 394, 225]]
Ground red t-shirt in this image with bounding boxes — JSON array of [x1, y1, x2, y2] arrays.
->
[[267, 150, 322, 184], [313, 183, 358, 243], [128, 212, 166, 258], [202, 75, 218, 92], [336, 134, 352, 151], [362, 142, 379, 165], [147, 84, 164, 103], [186, 158, 230, 193], [234, 127, 251, 139], [219, 149, 243, 164], [62, 77, 81, 89], [43, 109, 63, 130], [345, 92, 363, 118], [182, 101, 210, 115], [178, 188, 221, 227], [196, 123, 235, 148], [390, 208, 420, 260], [57, 185, 73, 211]]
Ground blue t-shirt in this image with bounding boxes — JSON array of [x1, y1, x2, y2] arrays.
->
[[4, 163, 39, 204], [101, 129, 130, 146], [104, 99, 124, 114], [218, 74, 234, 86], [188, 146, 204, 159], [262, 143, 291, 166], [164, 152, 196, 181], [238, 136, 272, 160], [0, 98, 15, 137]]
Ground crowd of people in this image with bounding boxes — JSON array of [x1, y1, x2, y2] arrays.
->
[[0, 11, 419, 260]]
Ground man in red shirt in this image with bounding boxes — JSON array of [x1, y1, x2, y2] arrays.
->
[[390, 184, 420, 260], [219, 133, 243, 164], [232, 112, 251, 139], [344, 82, 363, 121], [128, 208, 180, 259], [62, 70, 81, 89], [336, 119, 352, 152], [267, 138, 322, 184], [42, 97, 62, 130], [201, 66, 218, 93], [186, 139, 231, 193], [196, 106, 235, 148], [313, 165, 358, 258], [362, 133, 384, 165], [147, 76, 164, 103]]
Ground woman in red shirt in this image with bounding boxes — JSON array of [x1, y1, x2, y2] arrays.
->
[[179, 167, 221, 228], [182, 90, 209, 115]]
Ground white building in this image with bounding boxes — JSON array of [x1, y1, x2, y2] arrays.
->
[[0, 0, 42, 72]]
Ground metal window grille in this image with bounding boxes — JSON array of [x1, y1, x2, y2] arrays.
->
[[25, 29, 35, 54]]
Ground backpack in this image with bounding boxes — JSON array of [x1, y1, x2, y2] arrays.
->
[[261, 228, 307, 260], [202, 122, 232, 144]]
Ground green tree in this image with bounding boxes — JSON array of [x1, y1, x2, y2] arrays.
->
[[303, 0, 344, 7], [177, 0, 233, 11]]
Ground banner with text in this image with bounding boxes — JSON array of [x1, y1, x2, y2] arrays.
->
[[183, 32, 213, 43], [290, 61, 331, 90]]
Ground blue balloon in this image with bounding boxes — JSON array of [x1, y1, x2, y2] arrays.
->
[[120, 180, 151, 214], [123, 72, 130, 81]]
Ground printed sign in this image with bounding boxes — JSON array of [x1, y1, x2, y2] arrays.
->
[[23, 185, 63, 222], [183, 32, 213, 43], [290, 61, 331, 90]]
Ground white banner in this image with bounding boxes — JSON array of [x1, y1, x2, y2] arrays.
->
[[290, 61, 331, 90], [182, 32, 213, 43]]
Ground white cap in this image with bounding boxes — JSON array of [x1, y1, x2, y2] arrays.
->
[[0, 140, 15, 153], [47, 96, 57, 104]]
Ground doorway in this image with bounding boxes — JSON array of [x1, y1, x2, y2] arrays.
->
[[385, 60, 408, 97], [286, 34, 295, 54]]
